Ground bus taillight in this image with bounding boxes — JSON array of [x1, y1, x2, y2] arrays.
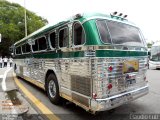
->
[[108, 66, 113, 72], [107, 83, 112, 90], [92, 93, 97, 99]]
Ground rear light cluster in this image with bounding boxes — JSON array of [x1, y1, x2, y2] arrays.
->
[[92, 57, 148, 99], [108, 66, 113, 72], [107, 66, 113, 90], [107, 83, 113, 90], [92, 93, 97, 99], [92, 59, 113, 99]]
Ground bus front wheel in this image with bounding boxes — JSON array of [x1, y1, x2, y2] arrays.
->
[[46, 74, 61, 105]]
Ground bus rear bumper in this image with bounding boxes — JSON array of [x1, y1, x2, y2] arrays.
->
[[91, 85, 149, 112]]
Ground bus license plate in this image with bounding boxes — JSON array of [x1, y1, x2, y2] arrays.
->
[[126, 79, 136, 85], [123, 60, 139, 73]]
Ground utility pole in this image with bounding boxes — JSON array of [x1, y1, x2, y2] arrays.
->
[[0, 33, 1, 43], [24, 0, 27, 37]]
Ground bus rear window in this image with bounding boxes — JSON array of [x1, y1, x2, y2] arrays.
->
[[97, 20, 144, 46], [96, 20, 111, 44]]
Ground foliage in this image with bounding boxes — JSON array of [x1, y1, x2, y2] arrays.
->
[[147, 43, 152, 48], [0, 0, 48, 56]]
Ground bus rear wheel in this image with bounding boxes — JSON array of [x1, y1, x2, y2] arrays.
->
[[46, 74, 61, 105]]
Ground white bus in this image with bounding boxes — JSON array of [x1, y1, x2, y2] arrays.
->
[[149, 41, 160, 69]]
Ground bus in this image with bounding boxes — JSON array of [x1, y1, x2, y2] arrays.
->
[[149, 41, 160, 69], [12, 12, 149, 113]]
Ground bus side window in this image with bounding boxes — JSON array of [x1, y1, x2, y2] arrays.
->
[[73, 22, 85, 45], [32, 39, 38, 51], [50, 32, 56, 48], [22, 43, 30, 53], [26, 43, 31, 53], [38, 37, 47, 50], [16, 46, 22, 55], [59, 27, 69, 48], [22, 44, 26, 53]]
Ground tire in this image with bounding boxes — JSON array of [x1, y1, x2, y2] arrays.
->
[[46, 73, 61, 105]]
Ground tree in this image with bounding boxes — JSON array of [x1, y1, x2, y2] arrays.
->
[[147, 43, 152, 48], [0, 0, 48, 56]]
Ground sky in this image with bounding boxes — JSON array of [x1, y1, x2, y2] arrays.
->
[[7, 0, 160, 43]]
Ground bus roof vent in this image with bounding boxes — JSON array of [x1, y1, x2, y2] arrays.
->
[[110, 11, 118, 16], [110, 11, 128, 20], [123, 15, 128, 19], [118, 13, 123, 17], [73, 13, 83, 20]]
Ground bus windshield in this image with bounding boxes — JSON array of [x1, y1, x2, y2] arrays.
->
[[151, 46, 160, 61], [97, 20, 144, 46]]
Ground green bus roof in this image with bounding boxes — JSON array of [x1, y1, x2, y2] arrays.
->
[[14, 13, 135, 47]]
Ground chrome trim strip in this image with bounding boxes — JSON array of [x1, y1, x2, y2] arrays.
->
[[61, 86, 91, 99], [96, 85, 149, 101]]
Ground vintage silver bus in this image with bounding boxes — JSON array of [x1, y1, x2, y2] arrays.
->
[[12, 12, 149, 113]]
